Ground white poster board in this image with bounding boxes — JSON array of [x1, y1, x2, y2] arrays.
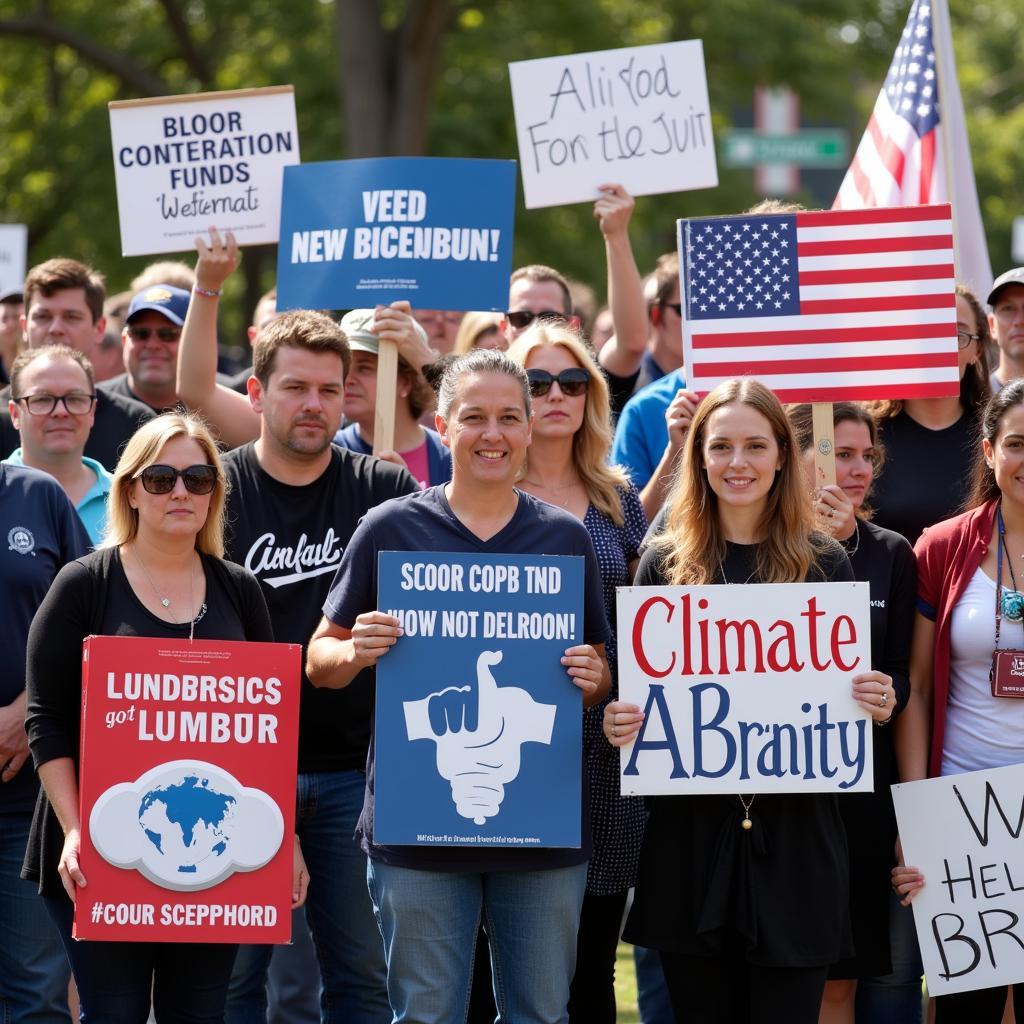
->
[[893, 764, 1024, 996], [0, 224, 28, 296], [509, 40, 718, 209], [616, 582, 872, 794], [109, 86, 300, 256]]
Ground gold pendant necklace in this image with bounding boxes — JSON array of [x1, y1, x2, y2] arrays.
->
[[739, 794, 755, 830]]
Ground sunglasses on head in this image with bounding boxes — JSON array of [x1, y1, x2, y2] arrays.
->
[[526, 368, 591, 397], [136, 464, 218, 495], [505, 310, 569, 330], [128, 325, 182, 343]]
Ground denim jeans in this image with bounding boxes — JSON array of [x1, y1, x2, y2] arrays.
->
[[855, 889, 924, 1024], [225, 770, 388, 1024], [633, 945, 675, 1024], [366, 859, 587, 1024], [0, 812, 70, 1023]]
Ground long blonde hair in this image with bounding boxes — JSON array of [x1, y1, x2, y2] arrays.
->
[[658, 379, 826, 584], [103, 411, 229, 556], [506, 323, 629, 525]]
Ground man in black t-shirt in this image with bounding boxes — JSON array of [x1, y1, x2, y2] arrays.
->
[[220, 308, 417, 1024]]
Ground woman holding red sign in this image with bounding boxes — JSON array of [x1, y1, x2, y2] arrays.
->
[[23, 412, 306, 1024], [603, 379, 896, 1024]]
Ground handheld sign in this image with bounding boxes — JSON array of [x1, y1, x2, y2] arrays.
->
[[109, 86, 299, 257], [374, 552, 583, 847], [617, 582, 872, 794], [0, 224, 27, 296], [276, 158, 516, 312], [892, 765, 1024, 996], [75, 636, 300, 943], [679, 204, 959, 402], [509, 40, 717, 208]]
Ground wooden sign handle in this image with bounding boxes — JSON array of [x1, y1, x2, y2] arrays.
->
[[812, 402, 836, 488], [373, 338, 398, 455]]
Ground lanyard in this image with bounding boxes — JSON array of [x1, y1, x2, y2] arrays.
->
[[995, 506, 1024, 646]]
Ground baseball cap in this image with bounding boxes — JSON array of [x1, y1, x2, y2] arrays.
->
[[0, 288, 23, 303], [987, 268, 1024, 308], [339, 308, 428, 355], [126, 284, 191, 326]]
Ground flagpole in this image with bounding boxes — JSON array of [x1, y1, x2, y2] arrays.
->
[[930, 0, 961, 279]]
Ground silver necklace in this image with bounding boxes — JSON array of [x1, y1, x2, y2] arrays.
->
[[842, 521, 861, 558], [134, 548, 194, 624], [718, 556, 758, 585]]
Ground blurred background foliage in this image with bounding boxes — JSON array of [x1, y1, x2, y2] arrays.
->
[[0, 0, 1019, 345]]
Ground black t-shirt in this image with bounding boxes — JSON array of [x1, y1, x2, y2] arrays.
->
[[0, 385, 154, 472], [872, 408, 979, 546], [0, 465, 90, 814], [323, 485, 611, 873], [22, 546, 272, 896], [222, 442, 418, 773]]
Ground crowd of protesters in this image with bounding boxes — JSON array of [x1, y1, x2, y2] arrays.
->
[[2, 179, 1024, 1024]]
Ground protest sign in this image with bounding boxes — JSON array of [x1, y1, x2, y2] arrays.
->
[[509, 40, 717, 208], [680, 203, 960, 402], [75, 636, 300, 942], [617, 581, 872, 794], [374, 551, 583, 847], [276, 157, 515, 312], [109, 86, 299, 257], [0, 224, 27, 296], [893, 764, 1024, 996]]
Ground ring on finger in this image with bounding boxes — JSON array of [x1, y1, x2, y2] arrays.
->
[[880, 692, 889, 708]]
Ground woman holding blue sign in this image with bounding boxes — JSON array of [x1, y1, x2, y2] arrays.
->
[[306, 348, 611, 1024], [603, 379, 897, 1024], [506, 322, 647, 1023]]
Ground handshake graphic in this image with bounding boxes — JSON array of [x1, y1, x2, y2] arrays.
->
[[403, 650, 556, 825]]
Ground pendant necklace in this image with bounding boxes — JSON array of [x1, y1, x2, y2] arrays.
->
[[134, 549, 197, 637], [739, 794, 755, 830], [998, 507, 1024, 622], [842, 521, 861, 558]]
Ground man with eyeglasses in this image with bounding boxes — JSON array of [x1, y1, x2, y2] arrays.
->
[[4, 345, 111, 545], [987, 268, 1024, 392], [99, 284, 191, 414]]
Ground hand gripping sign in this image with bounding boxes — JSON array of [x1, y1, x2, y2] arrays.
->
[[404, 650, 556, 825]]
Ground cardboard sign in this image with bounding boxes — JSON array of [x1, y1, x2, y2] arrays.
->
[[617, 582, 872, 794], [509, 40, 717, 208], [276, 157, 516, 312], [109, 86, 299, 256], [75, 636, 300, 942], [374, 552, 583, 847], [893, 764, 1024, 996], [0, 224, 27, 296]]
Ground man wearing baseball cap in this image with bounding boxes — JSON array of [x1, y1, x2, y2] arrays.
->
[[98, 283, 190, 413], [987, 267, 1024, 392]]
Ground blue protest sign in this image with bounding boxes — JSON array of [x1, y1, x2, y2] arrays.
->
[[374, 551, 583, 848], [276, 157, 516, 312]]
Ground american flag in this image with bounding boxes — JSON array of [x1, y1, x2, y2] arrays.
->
[[679, 203, 960, 403]]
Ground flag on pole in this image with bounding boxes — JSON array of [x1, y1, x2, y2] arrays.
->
[[679, 204, 960, 403], [834, 0, 992, 299]]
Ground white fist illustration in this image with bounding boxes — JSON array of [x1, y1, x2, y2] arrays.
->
[[403, 650, 556, 824]]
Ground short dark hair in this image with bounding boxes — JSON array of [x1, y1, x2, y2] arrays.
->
[[23, 258, 106, 323], [649, 252, 680, 308], [10, 343, 95, 397], [509, 264, 573, 316], [253, 309, 350, 385]]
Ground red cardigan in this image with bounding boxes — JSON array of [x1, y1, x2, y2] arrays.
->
[[914, 498, 997, 778]]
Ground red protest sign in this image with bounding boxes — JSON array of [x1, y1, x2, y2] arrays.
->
[[74, 636, 300, 943]]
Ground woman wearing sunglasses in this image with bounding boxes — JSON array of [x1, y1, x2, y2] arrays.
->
[[505, 324, 647, 1024], [23, 411, 308, 1023]]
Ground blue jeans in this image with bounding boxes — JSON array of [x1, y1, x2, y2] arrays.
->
[[367, 859, 587, 1024], [225, 770, 388, 1024], [0, 812, 70, 1023], [633, 945, 674, 1024], [855, 889, 924, 1024]]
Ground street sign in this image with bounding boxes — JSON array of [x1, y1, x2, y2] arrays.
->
[[723, 129, 849, 169]]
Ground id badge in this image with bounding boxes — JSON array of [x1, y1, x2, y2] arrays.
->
[[990, 649, 1024, 698]]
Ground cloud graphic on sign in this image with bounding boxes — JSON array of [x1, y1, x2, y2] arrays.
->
[[89, 759, 283, 892]]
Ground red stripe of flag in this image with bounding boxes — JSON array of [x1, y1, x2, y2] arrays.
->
[[752, 382, 961, 403], [693, 351, 957, 378], [800, 263, 954, 285], [800, 293, 955, 315], [797, 204, 945, 228], [797, 234, 953, 256], [691, 322, 953, 349], [866, 113, 907, 191], [919, 129, 936, 204]]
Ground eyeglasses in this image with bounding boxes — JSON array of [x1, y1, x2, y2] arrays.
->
[[136, 464, 218, 495], [505, 310, 569, 330], [661, 302, 683, 316], [127, 325, 182, 343], [526, 368, 591, 397], [15, 392, 96, 416], [957, 330, 980, 350]]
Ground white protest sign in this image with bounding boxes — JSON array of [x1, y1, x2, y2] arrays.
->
[[109, 86, 300, 256], [616, 582, 872, 794], [893, 764, 1024, 996], [509, 40, 717, 209], [0, 224, 27, 296]]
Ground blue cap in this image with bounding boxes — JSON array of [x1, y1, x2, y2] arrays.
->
[[126, 284, 191, 326]]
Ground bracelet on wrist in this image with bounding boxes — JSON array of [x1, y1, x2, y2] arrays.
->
[[192, 285, 222, 299]]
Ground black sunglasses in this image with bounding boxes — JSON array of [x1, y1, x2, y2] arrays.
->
[[137, 464, 218, 495], [526, 368, 591, 397], [128, 325, 182, 343], [505, 310, 569, 330]]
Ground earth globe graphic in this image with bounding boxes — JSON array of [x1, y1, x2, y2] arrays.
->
[[137, 774, 237, 876]]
